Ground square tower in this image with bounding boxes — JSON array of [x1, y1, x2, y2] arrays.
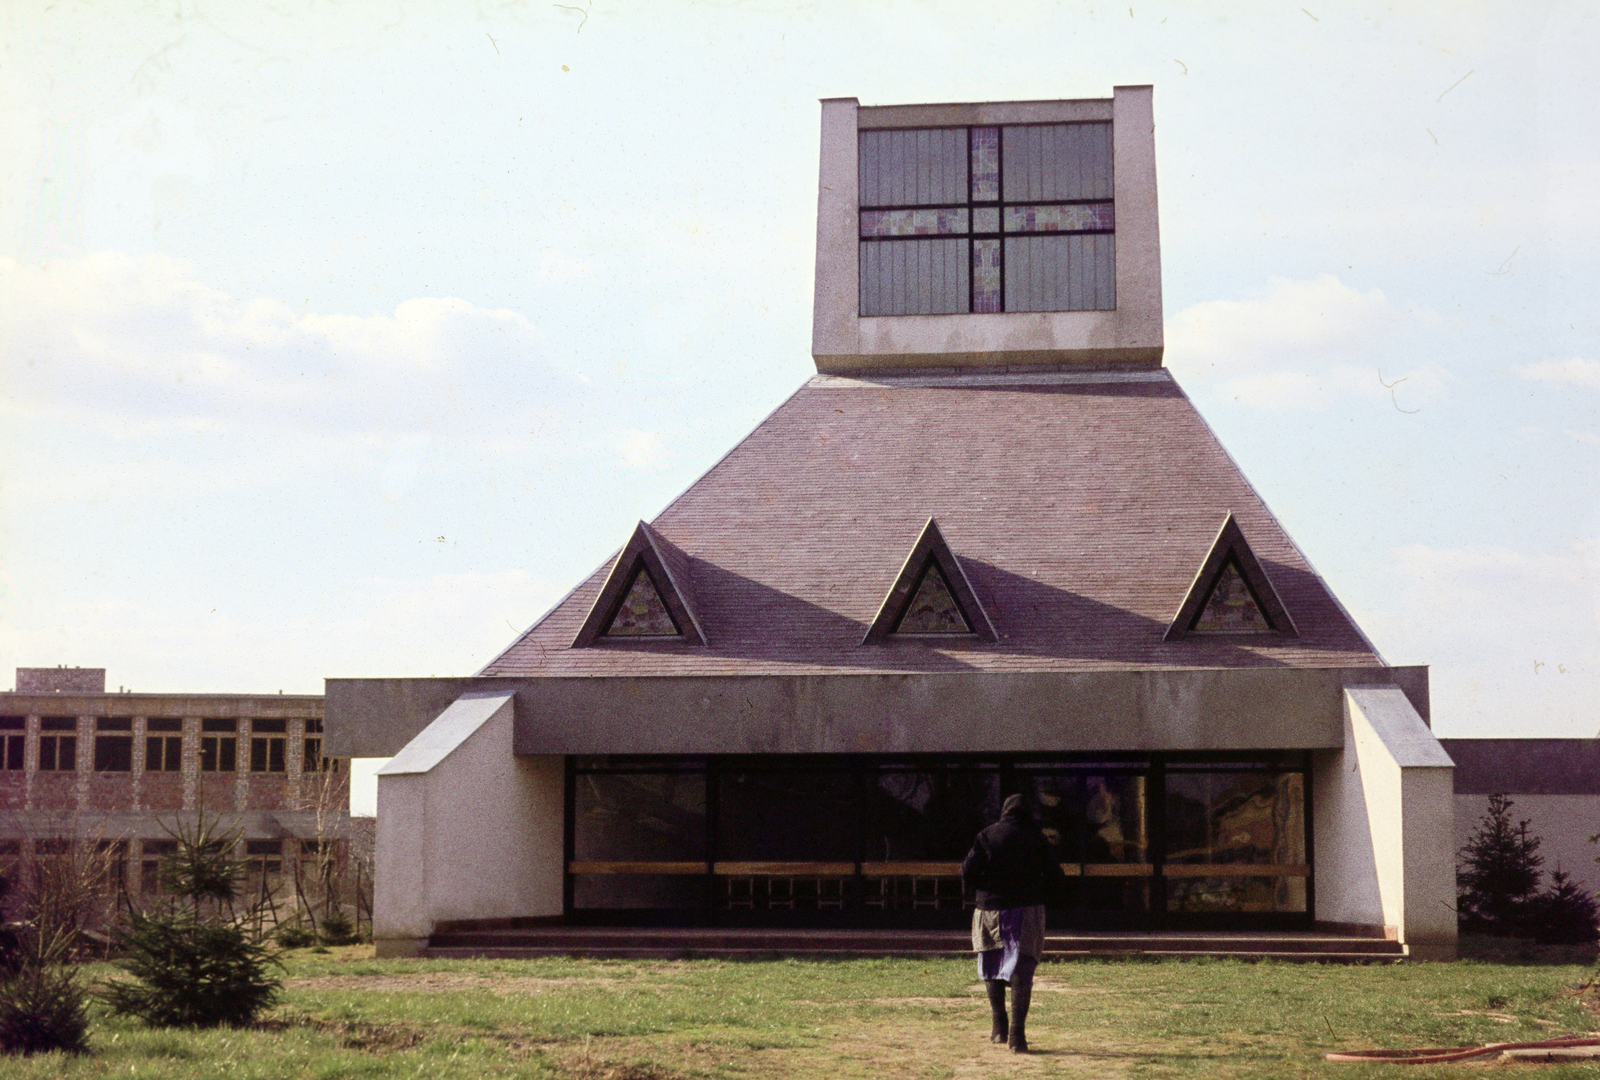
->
[[812, 87, 1162, 372]]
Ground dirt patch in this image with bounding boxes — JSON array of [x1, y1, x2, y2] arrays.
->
[[285, 973, 621, 994]]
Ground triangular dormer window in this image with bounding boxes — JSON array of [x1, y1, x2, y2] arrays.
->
[[1165, 513, 1296, 640], [1193, 558, 1269, 634], [605, 566, 679, 636], [572, 521, 708, 647], [863, 518, 997, 643], [896, 563, 971, 634]]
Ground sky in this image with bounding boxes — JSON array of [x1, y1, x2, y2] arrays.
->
[[2, 1, 1597, 815]]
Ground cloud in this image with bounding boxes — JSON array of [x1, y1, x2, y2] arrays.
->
[[1360, 537, 1600, 735], [0, 567, 561, 694], [1518, 357, 1600, 389], [616, 429, 668, 469], [1165, 274, 1448, 410], [0, 252, 577, 440]]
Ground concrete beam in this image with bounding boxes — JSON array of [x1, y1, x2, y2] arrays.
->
[[328, 665, 1429, 759]]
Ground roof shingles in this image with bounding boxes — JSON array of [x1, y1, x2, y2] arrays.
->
[[481, 370, 1382, 678]]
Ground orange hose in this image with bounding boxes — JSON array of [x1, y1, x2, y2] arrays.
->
[[1325, 1036, 1600, 1065]]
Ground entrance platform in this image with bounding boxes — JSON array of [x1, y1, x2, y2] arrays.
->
[[424, 924, 1407, 963]]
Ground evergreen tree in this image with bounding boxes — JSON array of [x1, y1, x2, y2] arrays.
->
[[1528, 867, 1600, 944], [1457, 793, 1543, 935], [99, 813, 281, 1028]]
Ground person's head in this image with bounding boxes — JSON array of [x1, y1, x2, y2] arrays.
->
[[1000, 793, 1031, 822]]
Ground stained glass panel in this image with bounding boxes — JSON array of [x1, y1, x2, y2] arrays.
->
[[970, 126, 1000, 201], [1164, 771, 1306, 912], [859, 208, 970, 237], [972, 239, 1001, 313], [604, 567, 679, 636], [1003, 202, 1115, 233], [894, 563, 971, 634], [1193, 560, 1270, 634]]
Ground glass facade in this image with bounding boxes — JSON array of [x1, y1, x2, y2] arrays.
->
[[858, 123, 1115, 316], [568, 752, 1311, 928]]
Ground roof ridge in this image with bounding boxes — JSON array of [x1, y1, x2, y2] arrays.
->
[[810, 368, 1171, 389]]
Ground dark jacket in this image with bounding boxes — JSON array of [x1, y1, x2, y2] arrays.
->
[[961, 806, 1068, 911]]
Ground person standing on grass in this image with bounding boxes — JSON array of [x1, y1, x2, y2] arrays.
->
[[961, 792, 1067, 1054]]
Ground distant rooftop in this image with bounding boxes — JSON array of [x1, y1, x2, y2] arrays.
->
[[14, 666, 105, 694]]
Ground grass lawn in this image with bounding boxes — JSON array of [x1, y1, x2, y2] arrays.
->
[[3, 939, 1599, 1079]]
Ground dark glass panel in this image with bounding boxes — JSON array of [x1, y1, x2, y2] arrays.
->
[[200, 736, 236, 772], [94, 735, 133, 772], [250, 737, 286, 772], [253, 719, 288, 734], [40, 717, 76, 731], [717, 771, 856, 862], [574, 772, 707, 863], [865, 767, 1000, 863], [97, 717, 133, 731], [146, 718, 183, 732], [39, 735, 76, 771], [202, 718, 237, 733]]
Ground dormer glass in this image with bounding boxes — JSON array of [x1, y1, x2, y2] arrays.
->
[[858, 123, 1114, 316]]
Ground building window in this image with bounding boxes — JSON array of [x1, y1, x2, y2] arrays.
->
[[146, 735, 182, 772], [38, 718, 76, 772], [94, 717, 134, 772], [0, 717, 22, 771], [251, 719, 287, 773], [200, 718, 237, 773], [96, 840, 128, 890], [146, 718, 183, 772], [140, 839, 179, 894], [245, 839, 283, 875], [858, 123, 1114, 316]]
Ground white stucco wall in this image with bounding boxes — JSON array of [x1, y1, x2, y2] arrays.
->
[[1455, 793, 1600, 899], [1312, 686, 1456, 959], [373, 690, 564, 956]]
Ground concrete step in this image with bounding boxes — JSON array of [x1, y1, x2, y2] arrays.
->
[[423, 926, 1405, 963]]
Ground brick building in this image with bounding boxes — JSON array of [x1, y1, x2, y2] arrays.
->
[[1, 666, 353, 903]]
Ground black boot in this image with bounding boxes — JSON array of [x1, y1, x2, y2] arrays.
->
[[984, 980, 1008, 1043], [1008, 967, 1034, 1053]]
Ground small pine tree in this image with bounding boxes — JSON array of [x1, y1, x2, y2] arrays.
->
[[1458, 793, 1544, 935], [1528, 867, 1600, 945], [99, 813, 281, 1028], [0, 876, 89, 1056]]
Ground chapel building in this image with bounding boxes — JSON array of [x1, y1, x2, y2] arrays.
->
[[329, 88, 1458, 959]]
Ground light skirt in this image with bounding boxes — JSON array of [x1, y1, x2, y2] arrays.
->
[[973, 905, 1045, 982]]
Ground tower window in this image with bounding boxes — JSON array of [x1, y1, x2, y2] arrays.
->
[[859, 123, 1114, 316]]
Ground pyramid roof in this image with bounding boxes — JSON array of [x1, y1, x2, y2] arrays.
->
[[481, 367, 1381, 679]]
